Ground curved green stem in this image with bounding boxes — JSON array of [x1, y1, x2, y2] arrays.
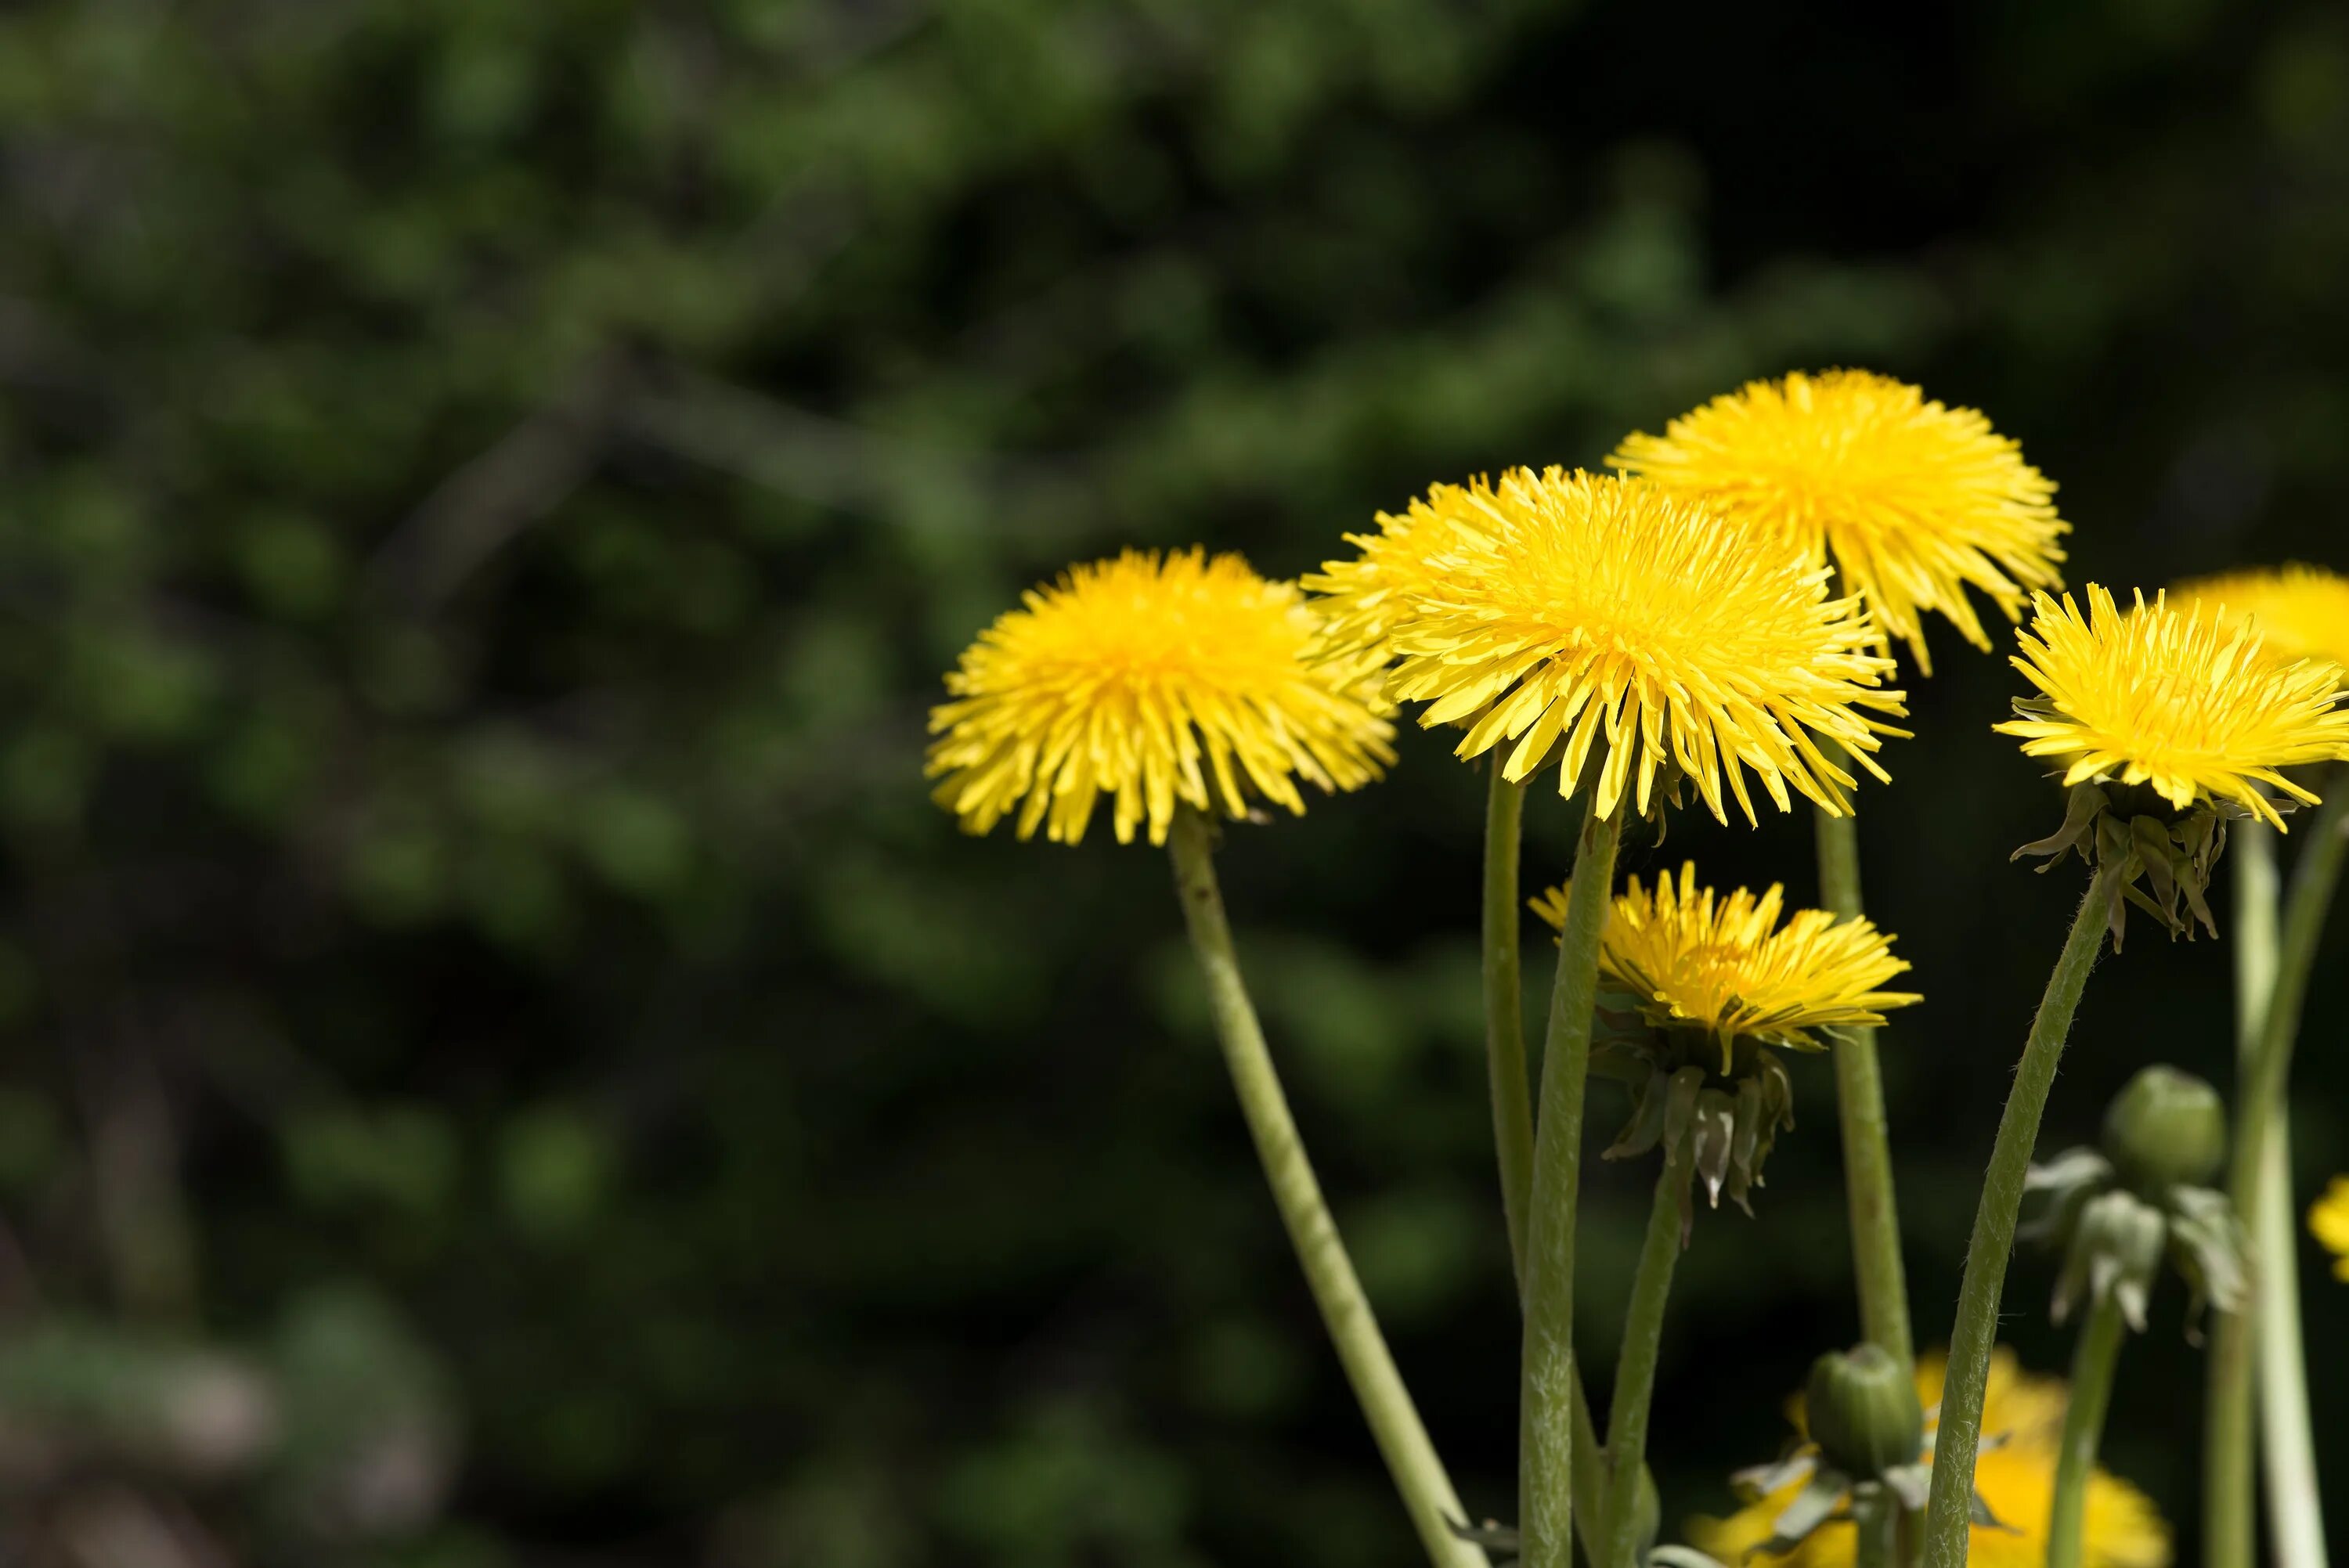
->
[[2048, 1291, 2128, 1568], [1167, 809, 1484, 1568], [1919, 862, 2123, 1568], [2210, 780, 2349, 1568], [1600, 1129, 1696, 1568], [1485, 766, 1535, 1286], [1521, 792, 1624, 1568], [1813, 803, 1915, 1371], [2258, 1117, 2327, 1568]]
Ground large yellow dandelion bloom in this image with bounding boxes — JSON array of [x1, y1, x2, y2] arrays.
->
[[926, 549, 1395, 847], [1994, 585, 2349, 829], [2310, 1177, 2349, 1282], [1529, 863, 1918, 1069], [1610, 369, 2066, 673], [1354, 468, 1906, 824], [2174, 564, 2349, 676], [1690, 1350, 2171, 1568]]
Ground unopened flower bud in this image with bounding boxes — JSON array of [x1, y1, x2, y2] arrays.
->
[[2102, 1065, 2225, 1194], [1804, 1343, 1922, 1479]]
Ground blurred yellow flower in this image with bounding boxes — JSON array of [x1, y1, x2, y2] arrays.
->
[[1301, 483, 1490, 688], [926, 549, 1394, 846], [1528, 863, 1918, 1071], [1996, 586, 2349, 829], [1611, 369, 2066, 673], [2174, 563, 2349, 676], [2310, 1177, 2349, 1282], [1690, 1350, 2170, 1568], [1328, 467, 1905, 824]]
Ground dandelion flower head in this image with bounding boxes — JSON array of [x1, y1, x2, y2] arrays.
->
[[2174, 563, 2349, 676], [1994, 585, 2349, 829], [926, 549, 1395, 846], [1531, 863, 1918, 1071], [1300, 483, 1491, 688], [1611, 369, 2065, 672], [1358, 468, 1907, 824], [2310, 1176, 2349, 1283]]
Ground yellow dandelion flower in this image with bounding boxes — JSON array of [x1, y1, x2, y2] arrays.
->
[[1364, 468, 1906, 824], [1690, 1350, 2171, 1568], [1611, 369, 2066, 673], [1300, 483, 1491, 688], [2310, 1177, 2349, 1282], [2174, 563, 2349, 676], [1529, 863, 1918, 1070], [1994, 585, 2349, 830], [926, 549, 1395, 847]]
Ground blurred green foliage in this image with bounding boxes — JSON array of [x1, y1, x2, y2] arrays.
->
[[0, 0, 2347, 1563]]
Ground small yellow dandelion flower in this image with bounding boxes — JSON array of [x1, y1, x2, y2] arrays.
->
[[926, 549, 1395, 846], [2310, 1177, 2349, 1282], [1611, 369, 2066, 672], [1366, 468, 1906, 824], [1994, 585, 2349, 829], [1530, 863, 1918, 1070], [2174, 563, 2349, 676], [1300, 484, 1492, 687], [1690, 1350, 2172, 1568]]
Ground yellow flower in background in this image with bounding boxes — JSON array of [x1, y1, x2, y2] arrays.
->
[[1359, 468, 1907, 824], [1301, 483, 1491, 688], [2310, 1177, 2349, 1281], [926, 549, 1395, 846], [1994, 586, 2349, 828], [1610, 369, 2066, 673], [1690, 1350, 2171, 1568], [2174, 563, 2349, 675], [1529, 863, 1918, 1070]]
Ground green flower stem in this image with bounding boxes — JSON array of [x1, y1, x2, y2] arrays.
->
[[2209, 779, 2349, 1568], [1853, 1489, 1896, 1568], [1521, 792, 1625, 1568], [1485, 766, 1536, 1285], [1600, 1128, 1697, 1568], [2048, 1291, 2128, 1568], [1919, 860, 2123, 1568], [1167, 809, 1485, 1568], [1813, 802, 1916, 1371]]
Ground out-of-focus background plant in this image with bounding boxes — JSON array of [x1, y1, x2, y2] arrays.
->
[[1, 1, 2346, 1563]]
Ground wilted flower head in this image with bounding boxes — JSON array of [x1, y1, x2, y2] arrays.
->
[[1611, 369, 2066, 672], [1319, 467, 1906, 824], [2173, 563, 2349, 676], [927, 549, 1394, 846]]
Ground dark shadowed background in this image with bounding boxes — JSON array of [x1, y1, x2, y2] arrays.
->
[[2, 0, 2346, 1563]]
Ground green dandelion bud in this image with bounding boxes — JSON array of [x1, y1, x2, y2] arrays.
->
[[1804, 1343, 1924, 1480], [2102, 1065, 2226, 1195]]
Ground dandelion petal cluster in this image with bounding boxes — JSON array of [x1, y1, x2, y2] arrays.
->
[[2174, 562, 2349, 676]]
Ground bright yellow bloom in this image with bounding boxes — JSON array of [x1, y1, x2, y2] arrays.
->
[[2310, 1177, 2349, 1282], [1300, 485, 1487, 688], [1529, 863, 1918, 1070], [1340, 468, 1905, 824], [2174, 564, 2349, 676], [926, 549, 1395, 846], [1690, 1350, 2171, 1568], [1994, 585, 2349, 830], [1611, 369, 2066, 673]]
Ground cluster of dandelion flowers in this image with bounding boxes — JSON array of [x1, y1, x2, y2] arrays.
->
[[2174, 562, 2349, 675], [1995, 585, 2349, 828], [1610, 369, 2066, 672], [2311, 1177, 2349, 1282], [1530, 863, 1919, 1070], [1356, 468, 1907, 824], [926, 549, 1395, 847], [1690, 1351, 2172, 1568]]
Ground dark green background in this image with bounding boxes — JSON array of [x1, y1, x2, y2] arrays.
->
[[2, 0, 2346, 1562]]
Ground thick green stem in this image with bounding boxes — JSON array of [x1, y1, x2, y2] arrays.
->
[[1600, 1130, 1696, 1568], [1521, 793, 1624, 1568], [2048, 1292, 2128, 1568], [1167, 810, 1484, 1568], [2210, 783, 2349, 1568], [1919, 862, 2123, 1568], [1813, 802, 1915, 1371], [1485, 766, 1535, 1286], [1853, 1490, 1896, 1568]]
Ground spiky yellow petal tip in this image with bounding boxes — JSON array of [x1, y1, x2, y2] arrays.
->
[[1530, 863, 1918, 1069], [1689, 1350, 2172, 1568], [1994, 585, 2349, 830], [926, 549, 1395, 847], [2311, 1177, 2349, 1284], [1310, 467, 1907, 825], [2174, 562, 2349, 676], [1611, 369, 2066, 674]]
